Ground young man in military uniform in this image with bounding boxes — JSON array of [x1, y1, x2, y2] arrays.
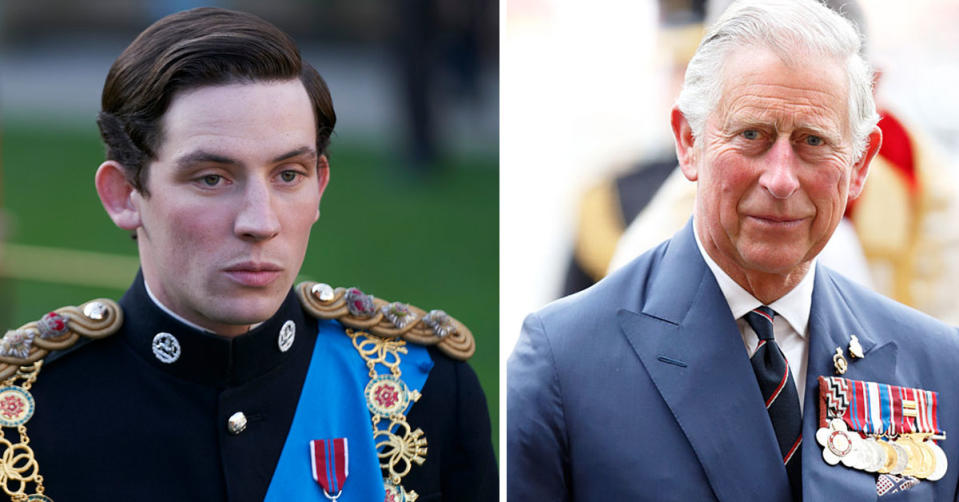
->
[[0, 8, 496, 501]]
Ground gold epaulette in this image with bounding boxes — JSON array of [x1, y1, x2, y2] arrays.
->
[[0, 299, 123, 380], [295, 282, 475, 361]]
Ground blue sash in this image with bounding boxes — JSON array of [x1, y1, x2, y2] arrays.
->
[[264, 320, 433, 501]]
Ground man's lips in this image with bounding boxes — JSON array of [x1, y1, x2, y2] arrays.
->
[[223, 262, 283, 287], [745, 214, 808, 228], [750, 215, 802, 223]]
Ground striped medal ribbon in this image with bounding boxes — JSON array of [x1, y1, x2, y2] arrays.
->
[[310, 438, 349, 500], [842, 378, 940, 437]]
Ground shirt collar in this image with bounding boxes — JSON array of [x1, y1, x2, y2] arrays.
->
[[693, 224, 814, 337], [144, 279, 263, 333]]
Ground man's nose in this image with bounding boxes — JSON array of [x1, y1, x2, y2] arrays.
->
[[759, 137, 801, 199], [234, 179, 280, 241]]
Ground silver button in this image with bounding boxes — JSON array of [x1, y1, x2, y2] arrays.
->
[[151, 332, 181, 363], [311, 283, 335, 302], [83, 301, 107, 321], [227, 411, 247, 435], [278, 320, 295, 352]]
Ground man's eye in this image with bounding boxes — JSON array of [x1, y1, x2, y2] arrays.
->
[[742, 130, 760, 140], [280, 171, 300, 183], [805, 135, 824, 146], [201, 174, 222, 186]]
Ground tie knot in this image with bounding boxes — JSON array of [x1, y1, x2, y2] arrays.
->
[[745, 306, 776, 341]]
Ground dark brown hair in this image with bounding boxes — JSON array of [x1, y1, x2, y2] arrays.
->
[[97, 7, 336, 195]]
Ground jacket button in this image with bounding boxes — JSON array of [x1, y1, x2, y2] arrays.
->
[[227, 411, 248, 435]]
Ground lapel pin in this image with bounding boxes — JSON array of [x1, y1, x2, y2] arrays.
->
[[833, 348, 848, 375], [848, 334, 864, 359]]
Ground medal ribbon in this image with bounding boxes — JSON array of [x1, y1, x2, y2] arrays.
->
[[818, 376, 941, 436], [310, 438, 349, 498], [264, 320, 433, 502]]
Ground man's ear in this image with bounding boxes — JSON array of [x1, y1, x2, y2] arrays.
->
[[671, 106, 699, 182], [314, 154, 331, 221], [95, 161, 142, 231], [848, 126, 883, 200]]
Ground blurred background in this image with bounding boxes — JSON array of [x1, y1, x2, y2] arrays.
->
[[502, 0, 959, 357], [0, 0, 499, 450]]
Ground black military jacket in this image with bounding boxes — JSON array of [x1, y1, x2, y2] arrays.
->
[[29, 273, 497, 501]]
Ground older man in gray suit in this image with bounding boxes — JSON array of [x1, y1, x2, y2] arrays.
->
[[508, 0, 959, 500]]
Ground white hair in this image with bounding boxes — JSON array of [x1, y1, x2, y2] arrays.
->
[[676, 0, 878, 157]]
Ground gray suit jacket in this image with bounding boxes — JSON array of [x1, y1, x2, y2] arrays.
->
[[508, 221, 959, 501]]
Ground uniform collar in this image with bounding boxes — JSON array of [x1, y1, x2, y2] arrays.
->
[[119, 271, 308, 387]]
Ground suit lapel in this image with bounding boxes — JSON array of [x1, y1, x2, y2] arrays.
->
[[802, 265, 898, 500], [618, 223, 791, 502]]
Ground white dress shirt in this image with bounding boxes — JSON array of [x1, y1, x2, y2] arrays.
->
[[694, 227, 813, 411]]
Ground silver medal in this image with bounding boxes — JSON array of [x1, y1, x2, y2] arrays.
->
[[863, 438, 885, 473]]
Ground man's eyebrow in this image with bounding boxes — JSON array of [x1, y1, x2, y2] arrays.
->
[[173, 147, 318, 170], [272, 147, 317, 163], [175, 151, 241, 169]]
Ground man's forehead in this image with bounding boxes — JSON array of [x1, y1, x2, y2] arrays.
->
[[714, 47, 849, 132], [157, 79, 317, 161]]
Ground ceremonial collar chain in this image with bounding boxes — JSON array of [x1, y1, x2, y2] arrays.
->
[[348, 328, 426, 502]]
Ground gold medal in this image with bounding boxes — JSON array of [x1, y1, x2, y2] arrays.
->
[[876, 440, 896, 474], [916, 440, 936, 479], [897, 437, 923, 477]]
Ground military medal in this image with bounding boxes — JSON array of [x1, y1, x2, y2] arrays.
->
[[832, 348, 847, 375], [817, 376, 947, 494], [888, 442, 909, 475], [816, 418, 859, 465], [310, 438, 349, 501], [928, 440, 948, 481]]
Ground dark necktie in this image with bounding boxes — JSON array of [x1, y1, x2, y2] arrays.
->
[[745, 306, 802, 500]]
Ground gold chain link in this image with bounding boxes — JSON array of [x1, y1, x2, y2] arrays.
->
[[347, 329, 425, 501], [0, 361, 46, 501]]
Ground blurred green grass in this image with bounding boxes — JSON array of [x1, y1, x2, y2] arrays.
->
[[1, 121, 499, 452]]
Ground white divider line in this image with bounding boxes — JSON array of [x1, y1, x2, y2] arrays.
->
[[0, 243, 138, 289]]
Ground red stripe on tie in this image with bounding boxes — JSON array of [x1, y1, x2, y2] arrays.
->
[[766, 366, 789, 408], [753, 308, 774, 323], [756, 340, 767, 350], [783, 435, 802, 464]]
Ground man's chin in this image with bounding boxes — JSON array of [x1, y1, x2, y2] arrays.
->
[[738, 245, 812, 276], [202, 296, 287, 333]]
